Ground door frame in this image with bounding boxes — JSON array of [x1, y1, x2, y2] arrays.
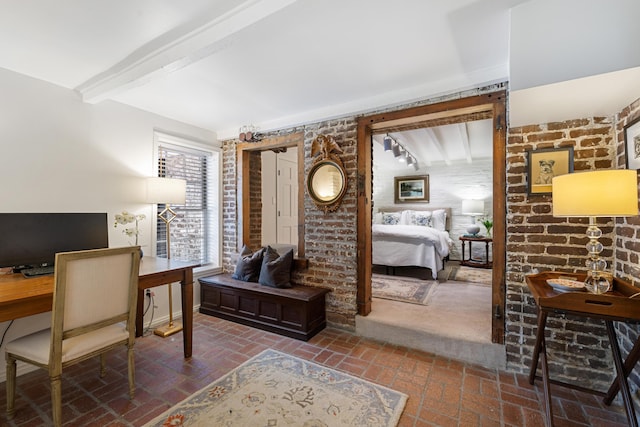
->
[[237, 132, 305, 256], [356, 91, 507, 343]]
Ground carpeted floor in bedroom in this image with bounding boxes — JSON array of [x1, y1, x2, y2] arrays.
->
[[362, 261, 500, 368]]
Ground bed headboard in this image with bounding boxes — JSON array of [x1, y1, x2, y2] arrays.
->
[[376, 206, 452, 231]]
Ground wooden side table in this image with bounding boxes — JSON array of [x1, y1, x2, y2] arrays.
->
[[459, 235, 492, 268], [526, 271, 640, 427]]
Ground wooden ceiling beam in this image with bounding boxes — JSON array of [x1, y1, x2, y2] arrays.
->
[[75, 0, 299, 103], [423, 128, 450, 165], [458, 123, 473, 164]]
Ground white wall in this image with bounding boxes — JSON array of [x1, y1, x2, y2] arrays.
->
[[510, 0, 640, 91], [373, 152, 493, 260], [0, 68, 217, 380]]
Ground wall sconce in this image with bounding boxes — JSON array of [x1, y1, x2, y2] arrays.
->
[[552, 169, 638, 294]]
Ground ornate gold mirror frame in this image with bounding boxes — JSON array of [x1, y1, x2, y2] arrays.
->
[[307, 135, 347, 213]]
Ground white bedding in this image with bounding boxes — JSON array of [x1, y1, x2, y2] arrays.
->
[[372, 224, 453, 279]]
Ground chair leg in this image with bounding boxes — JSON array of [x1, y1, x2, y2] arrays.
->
[[128, 344, 135, 399], [6, 354, 16, 419], [50, 374, 62, 427], [100, 353, 106, 378]]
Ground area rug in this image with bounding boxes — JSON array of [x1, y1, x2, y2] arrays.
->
[[144, 349, 408, 427], [372, 273, 437, 305], [449, 265, 492, 286]]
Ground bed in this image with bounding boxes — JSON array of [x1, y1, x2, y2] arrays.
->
[[372, 207, 453, 279]]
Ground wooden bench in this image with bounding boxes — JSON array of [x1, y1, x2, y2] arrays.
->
[[199, 274, 330, 341]]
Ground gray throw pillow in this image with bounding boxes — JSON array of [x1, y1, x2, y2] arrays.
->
[[258, 246, 294, 288], [231, 245, 265, 282]]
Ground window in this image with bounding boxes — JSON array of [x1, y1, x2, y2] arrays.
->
[[154, 132, 220, 268]]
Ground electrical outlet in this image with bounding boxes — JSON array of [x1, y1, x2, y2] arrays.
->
[[145, 289, 152, 297]]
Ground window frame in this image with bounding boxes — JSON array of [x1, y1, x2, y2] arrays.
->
[[152, 130, 222, 275]]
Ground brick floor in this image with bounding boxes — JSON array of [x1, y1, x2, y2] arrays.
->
[[0, 313, 630, 426]]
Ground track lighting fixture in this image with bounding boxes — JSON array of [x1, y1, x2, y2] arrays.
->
[[383, 135, 393, 151], [382, 135, 418, 169]]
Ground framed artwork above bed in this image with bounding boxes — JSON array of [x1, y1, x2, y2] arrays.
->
[[394, 175, 429, 203]]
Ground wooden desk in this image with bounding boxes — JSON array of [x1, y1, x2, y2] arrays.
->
[[526, 271, 640, 427], [0, 257, 199, 358]]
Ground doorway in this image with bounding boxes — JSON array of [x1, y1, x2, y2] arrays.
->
[[237, 132, 306, 256], [356, 91, 507, 343], [261, 148, 299, 249]]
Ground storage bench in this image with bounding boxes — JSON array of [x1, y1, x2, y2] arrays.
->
[[199, 274, 330, 341]]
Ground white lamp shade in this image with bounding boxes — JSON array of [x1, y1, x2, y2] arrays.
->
[[146, 177, 187, 204], [461, 199, 484, 215], [552, 170, 638, 217]]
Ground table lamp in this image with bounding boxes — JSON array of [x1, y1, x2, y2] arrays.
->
[[146, 177, 187, 337], [461, 199, 484, 236], [552, 170, 638, 294]]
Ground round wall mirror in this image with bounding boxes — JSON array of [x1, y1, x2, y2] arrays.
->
[[307, 160, 347, 212]]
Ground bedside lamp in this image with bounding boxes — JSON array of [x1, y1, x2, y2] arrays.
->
[[146, 177, 187, 337], [552, 170, 638, 294], [461, 199, 484, 236]]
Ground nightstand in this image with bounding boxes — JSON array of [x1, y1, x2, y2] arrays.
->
[[459, 235, 492, 269]]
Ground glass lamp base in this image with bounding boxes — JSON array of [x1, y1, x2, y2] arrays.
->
[[466, 224, 480, 235], [584, 274, 610, 294]]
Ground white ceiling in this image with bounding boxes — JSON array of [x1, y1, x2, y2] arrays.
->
[[372, 120, 494, 169], [0, 0, 515, 141], [1, 0, 638, 149]]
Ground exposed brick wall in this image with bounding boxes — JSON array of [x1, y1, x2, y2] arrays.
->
[[300, 120, 359, 328], [614, 97, 640, 393], [248, 151, 262, 250], [506, 117, 626, 390], [222, 140, 238, 269]]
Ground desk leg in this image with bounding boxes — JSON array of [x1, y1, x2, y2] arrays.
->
[[529, 310, 554, 427], [180, 270, 194, 359], [605, 321, 638, 427], [604, 334, 640, 405], [136, 289, 144, 337]]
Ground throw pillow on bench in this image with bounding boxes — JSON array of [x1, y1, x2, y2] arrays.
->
[[231, 245, 294, 288]]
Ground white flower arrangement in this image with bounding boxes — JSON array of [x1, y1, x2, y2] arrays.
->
[[114, 211, 146, 245]]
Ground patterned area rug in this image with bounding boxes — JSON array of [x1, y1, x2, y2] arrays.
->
[[144, 349, 407, 427], [372, 273, 438, 305], [450, 265, 492, 286]]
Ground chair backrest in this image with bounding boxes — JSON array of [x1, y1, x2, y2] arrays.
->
[[50, 247, 140, 348]]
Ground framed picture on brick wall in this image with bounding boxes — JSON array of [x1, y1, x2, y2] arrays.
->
[[624, 115, 640, 170], [527, 147, 574, 195]]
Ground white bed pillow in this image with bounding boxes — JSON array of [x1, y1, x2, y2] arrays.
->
[[431, 209, 447, 231], [408, 210, 433, 227], [373, 212, 383, 224], [400, 210, 412, 225]]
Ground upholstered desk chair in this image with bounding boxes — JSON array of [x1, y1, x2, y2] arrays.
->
[[5, 246, 140, 427]]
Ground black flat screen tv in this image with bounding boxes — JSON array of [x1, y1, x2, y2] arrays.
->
[[0, 213, 109, 268]]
